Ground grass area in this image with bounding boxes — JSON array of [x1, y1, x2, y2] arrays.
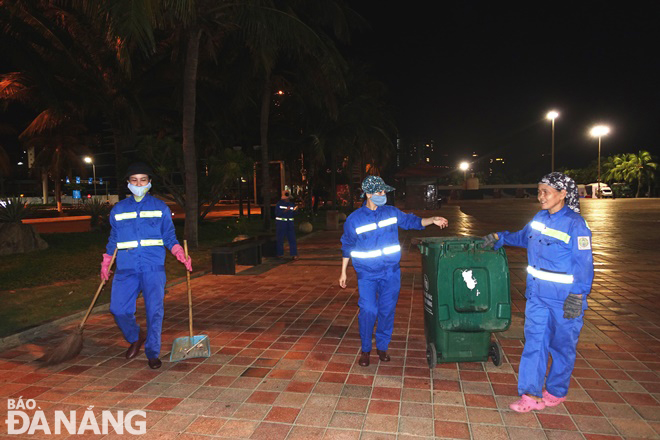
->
[[0, 214, 326, 338]]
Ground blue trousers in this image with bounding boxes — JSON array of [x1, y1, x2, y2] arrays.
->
[[518, 294, 584, 398], [357, 268, 401, 353], [110, 270, 166, 359], [276, 221, 297, 256]]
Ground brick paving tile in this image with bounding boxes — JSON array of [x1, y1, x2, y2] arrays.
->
[[433, 420, 471, 439], [471, 424, 509, 440]]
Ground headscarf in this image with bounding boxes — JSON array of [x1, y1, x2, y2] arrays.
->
[[539, 172, 580, 213]]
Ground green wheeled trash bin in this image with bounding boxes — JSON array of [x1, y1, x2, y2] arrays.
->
[[419, 236, 511, 368]]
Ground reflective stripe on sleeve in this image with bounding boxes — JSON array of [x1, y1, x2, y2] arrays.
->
[[140, 210, 163, 218], [115, 212, 137, 221], [276, 217, 293, 221], [527, 266, 574, 284]]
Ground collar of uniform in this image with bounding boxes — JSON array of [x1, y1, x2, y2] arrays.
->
[[129, 193, 152, 204], [544, 204, 569, 219]]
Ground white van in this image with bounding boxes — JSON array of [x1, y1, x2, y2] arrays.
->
[[586, 183, 613, 198]]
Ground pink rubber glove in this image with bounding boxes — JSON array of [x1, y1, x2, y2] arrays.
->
[[100, 253, 113, 281], [171, 244, 193, 272]]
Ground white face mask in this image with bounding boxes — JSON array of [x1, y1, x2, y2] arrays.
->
[[128, 182, 151, 197]]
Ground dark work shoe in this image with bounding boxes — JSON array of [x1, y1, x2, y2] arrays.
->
[[376, 349, 391, 362], [126, 331, 147, 360], [359, 351, 370, 367], [148, 358, 162, 369]]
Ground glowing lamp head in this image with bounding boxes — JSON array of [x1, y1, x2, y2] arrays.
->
[[459, 162, 469, 171], [84, 156, 93, 164], [590, 125, 610, 137], [546, 111, 559, 120]]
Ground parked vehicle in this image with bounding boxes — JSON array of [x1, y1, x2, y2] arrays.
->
[[585, 183, 613, 198]]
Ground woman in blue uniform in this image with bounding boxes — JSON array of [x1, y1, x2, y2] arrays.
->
[[483, 172, 594, 412], [339, 176, 448, 367], [100, 162, 192, 369]]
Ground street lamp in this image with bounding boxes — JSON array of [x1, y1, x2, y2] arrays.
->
[[589, 125, 610, 198], [459, 161, 469, 189], [546, 110, 559, 172], [84, 156, 97, 196]]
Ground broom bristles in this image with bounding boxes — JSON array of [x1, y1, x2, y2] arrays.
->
[[38, 328, 84, 367]]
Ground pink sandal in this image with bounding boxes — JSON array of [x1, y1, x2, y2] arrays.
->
[[542, 390, 566, 407], [509, 395, 546, 413]]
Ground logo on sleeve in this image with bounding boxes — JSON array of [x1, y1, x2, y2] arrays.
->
[[578, 236, 591, 250]]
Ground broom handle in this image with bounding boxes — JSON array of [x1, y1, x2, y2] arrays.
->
[[184, 240, 194, 339], [78, 247, 118, 330]]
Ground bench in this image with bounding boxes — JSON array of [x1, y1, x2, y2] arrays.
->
[[211, 235, 277, 275]]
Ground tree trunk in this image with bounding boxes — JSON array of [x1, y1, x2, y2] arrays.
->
[[259, 76, 273, 231], [41, 170, 48, 204], [182, 27, 202, 248], [636, 174, 641, 198], [55, 175, 62, 213]]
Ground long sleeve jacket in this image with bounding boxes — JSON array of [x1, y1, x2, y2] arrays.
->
[[275, 199, 296, 222], [106, 194, 179, 272], [341, 205, 424, 279], [495, 205, 594, 302]]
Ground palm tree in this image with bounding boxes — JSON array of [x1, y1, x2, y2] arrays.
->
[[604, 151, 657, 197], [23, 121, 90, 212], [239, 1, 360, 230]]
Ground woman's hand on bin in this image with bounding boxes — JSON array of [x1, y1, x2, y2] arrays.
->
[[482, 233, 499, 249], [424, 216, 448, 228]]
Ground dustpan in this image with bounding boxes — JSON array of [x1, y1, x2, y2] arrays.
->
[[170, 240, 211, 362]]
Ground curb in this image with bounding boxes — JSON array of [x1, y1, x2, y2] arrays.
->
[[0, 270, 211, 352]]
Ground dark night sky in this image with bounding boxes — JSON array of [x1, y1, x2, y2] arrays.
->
[[349, 3, 660, 170]]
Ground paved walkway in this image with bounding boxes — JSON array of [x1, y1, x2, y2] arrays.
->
[[1, 199, 659, 439]]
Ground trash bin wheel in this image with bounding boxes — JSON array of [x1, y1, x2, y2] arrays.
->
[[426, 343, 437, 369], [488, 340, 503, 367]]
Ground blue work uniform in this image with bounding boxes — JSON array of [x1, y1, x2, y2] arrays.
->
[[341, 205, 424, 352], [275, 199, 297, 257], [495, 205, 593, 398], [106, 193, 179, 360]]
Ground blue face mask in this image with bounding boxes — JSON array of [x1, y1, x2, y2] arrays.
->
[[128, 182, 152, 197], [371, 194, 387, 206]]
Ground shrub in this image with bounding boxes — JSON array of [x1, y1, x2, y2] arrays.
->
[[82, 198, 112, 231], [0, 198, 35, 223]]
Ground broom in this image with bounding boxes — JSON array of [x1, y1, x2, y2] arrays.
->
[[38, 248, 118, 366]]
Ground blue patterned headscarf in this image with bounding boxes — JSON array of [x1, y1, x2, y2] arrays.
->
[[361, 175, 395, 197], [539, 172, 580, 213]]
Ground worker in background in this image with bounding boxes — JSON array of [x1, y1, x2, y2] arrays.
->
[[339, 175, 448, 367], [101, 162, 192, 369], [483, 171, 594, 412], [275, 190, 298, 260]]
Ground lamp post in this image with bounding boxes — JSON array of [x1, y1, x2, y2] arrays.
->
[[459, 161, 469, 190], [589, 125, 610, 198], [84, 156, 97, 196], [546, 110, 559, 172]]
